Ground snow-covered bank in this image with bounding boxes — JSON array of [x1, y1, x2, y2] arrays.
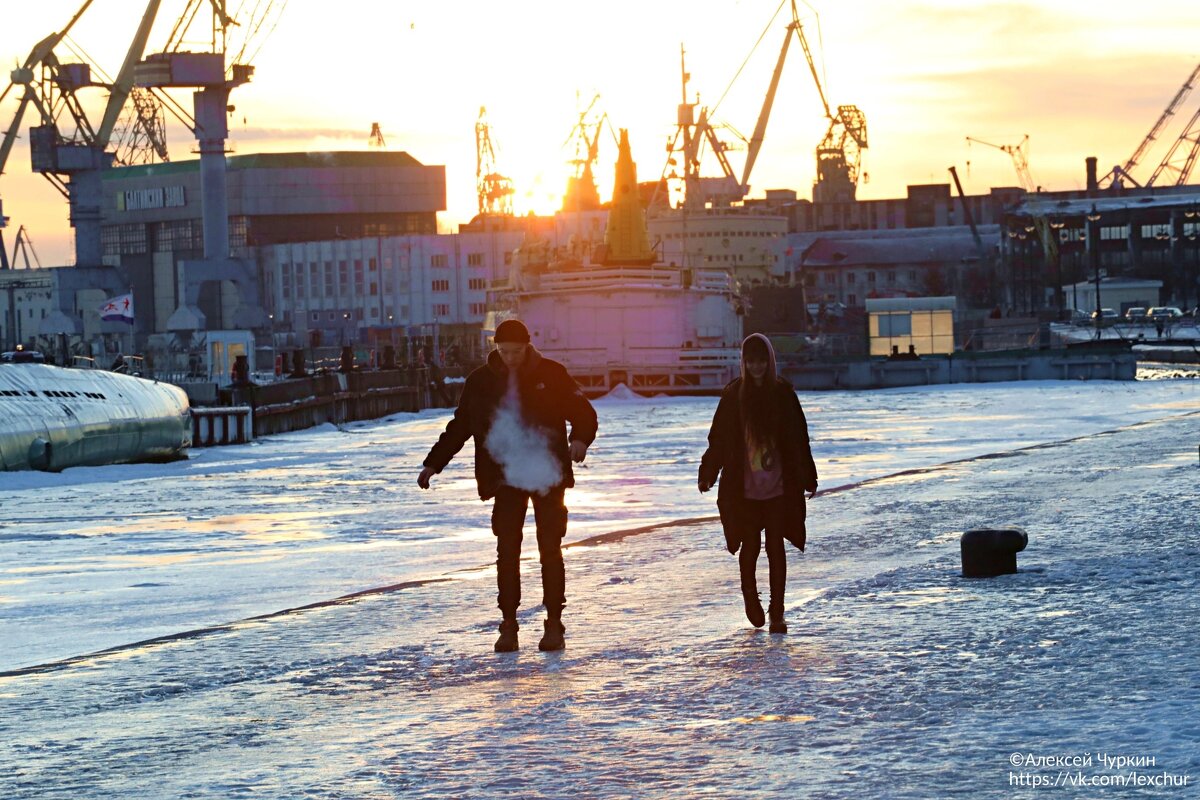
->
[[1, 400, 1196, 798]]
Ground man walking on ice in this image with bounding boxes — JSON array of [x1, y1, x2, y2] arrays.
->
[[418, 319, 598, 652]]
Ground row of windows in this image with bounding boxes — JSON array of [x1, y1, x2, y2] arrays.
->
[[429, 278, 490, 292], [101, 224, 148, 256], [299, 300, 490, 322], [102, 217, 249, 256], [432, 253, 491, 268], [825, 270, 918, 285], [662, 230, 780, 239], [0, 388, 107, 399]]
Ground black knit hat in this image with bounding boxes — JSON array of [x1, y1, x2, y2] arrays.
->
[[494, 319, 531, 344]]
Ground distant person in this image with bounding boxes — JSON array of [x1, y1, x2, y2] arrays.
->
[[699, 333, 818, 634], [418, 319, 598, 652]]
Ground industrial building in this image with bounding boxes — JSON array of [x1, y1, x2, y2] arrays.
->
[[262, 228, 524, 366], [100, 150, 445, 334]]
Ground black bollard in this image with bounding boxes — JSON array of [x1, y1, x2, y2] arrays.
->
[[960, 527, 1028, 578]]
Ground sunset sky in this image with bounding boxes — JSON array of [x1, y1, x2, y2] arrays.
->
[[3, 0, 1200, 265]]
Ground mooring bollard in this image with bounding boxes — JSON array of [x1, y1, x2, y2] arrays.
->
[[961, 527, 1028, 578]]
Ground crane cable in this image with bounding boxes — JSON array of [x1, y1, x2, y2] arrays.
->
[[709, 0, 786, 120]]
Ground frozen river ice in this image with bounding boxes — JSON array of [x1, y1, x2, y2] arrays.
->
[[1, 378, 1197, 798]]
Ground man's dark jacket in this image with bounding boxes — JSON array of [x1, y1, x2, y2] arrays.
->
[[423, 346, 598, 500], [699, 377, 818, 553]]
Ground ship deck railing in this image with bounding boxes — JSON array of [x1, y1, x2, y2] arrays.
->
[[517, 266, 733, 294]]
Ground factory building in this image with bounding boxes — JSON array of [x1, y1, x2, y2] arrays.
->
[[262, 228, 525, 366], [99, 150, 445, 335]]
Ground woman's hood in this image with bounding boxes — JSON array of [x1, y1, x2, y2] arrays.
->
[[740, 333, 777, 386]]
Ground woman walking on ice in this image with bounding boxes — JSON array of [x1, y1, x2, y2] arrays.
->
[[699, 333, 818, 633]]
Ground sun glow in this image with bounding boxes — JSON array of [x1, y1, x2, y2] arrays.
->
[[4, 0, 1200, 263]]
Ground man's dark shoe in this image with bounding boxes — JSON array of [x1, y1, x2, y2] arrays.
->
[[538, 618, 566, 651], [744, 595, 766, 628], [768, 604, 787, 634], [494, 618, 519, 652]]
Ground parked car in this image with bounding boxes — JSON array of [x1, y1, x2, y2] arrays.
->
[[1067, 308, 1091, 324], [1146, 306, 1184, 320], [1123, 307, 1147, 322], [1090, 308, 1119, 322]]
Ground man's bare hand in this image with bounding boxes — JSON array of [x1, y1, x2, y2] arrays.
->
[[569, 440, 588, 464], [417, 466, 435, 489], [698, 477, 712, 493]]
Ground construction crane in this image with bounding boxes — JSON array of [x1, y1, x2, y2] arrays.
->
[[134, 0, 258, 262], [561, 94, 607, 212], [660, 46, 746, 210], [1101, 61, 1200, 189], [0, 0, 165, 266], [9, 226, 44, 270], [736, 0, 867, 204], [966, 135, 1036, 193], [475, 107, 514, 217]]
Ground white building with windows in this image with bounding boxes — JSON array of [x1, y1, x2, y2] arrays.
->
[[263, 230, 524, 354]]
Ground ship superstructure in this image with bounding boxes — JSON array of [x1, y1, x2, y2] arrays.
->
[[494, 130, 742, 396]]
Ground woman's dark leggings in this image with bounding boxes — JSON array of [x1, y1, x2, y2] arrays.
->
[[739, 496, 788, 610]]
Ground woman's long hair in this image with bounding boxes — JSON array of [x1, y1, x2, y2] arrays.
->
[[739, 334, 779, 452]]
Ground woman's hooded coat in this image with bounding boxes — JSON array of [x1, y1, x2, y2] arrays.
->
[[699, 333, 819, 553]]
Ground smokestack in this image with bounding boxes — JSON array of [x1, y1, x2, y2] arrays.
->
[[1086, 157, 1098, 195]]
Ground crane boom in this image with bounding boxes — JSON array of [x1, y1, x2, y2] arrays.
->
[[794, 15, 831, 119], [97, 0, 165, 147], [966, 135, 1035, 192], [1145, 103, 1200, 186], [741, 21, 794, 188], [0, 95, 32, 178], [1121, 61, 1200, 177]]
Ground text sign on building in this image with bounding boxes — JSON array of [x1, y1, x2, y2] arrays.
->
[[116, 185, 187, 212]]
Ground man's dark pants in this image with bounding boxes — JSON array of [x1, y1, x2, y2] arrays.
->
[[492, 485, 568, 619]]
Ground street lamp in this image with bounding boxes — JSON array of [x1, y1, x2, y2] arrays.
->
[[1048, 218, 1066, 318], [1086, 204, 1103, 339], [1187, 206, 1199, 311]]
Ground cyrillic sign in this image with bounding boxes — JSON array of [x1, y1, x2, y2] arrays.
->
[[116, 185, 186, 211]]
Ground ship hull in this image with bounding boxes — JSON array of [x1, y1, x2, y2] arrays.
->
[[0, 364, 192, 472]]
